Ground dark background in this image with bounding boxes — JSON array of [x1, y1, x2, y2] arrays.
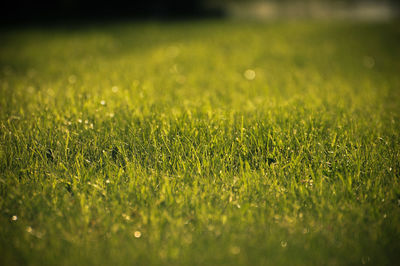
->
[[1, 0, 399, 25], [1, 0, 222, 25]]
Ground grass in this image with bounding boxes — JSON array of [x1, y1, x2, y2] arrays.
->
[[0, 20, 400, 265]]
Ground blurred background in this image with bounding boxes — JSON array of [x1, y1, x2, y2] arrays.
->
[[2, 0, 399, 25]]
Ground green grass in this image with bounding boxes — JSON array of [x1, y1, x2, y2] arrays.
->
[[1, 20, 400, 265]]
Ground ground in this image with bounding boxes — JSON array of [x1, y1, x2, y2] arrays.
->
[[0, 20, 400, 265]]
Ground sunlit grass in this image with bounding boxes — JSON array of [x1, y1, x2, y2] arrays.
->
[[1, 20, 400, 265]]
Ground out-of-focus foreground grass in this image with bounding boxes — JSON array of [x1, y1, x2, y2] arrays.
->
[[0, 20, 400, 265]]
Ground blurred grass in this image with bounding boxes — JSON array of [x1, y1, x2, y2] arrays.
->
[[1, 20, 400, 265]]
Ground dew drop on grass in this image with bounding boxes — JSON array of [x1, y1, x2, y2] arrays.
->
[[11, 215, 17, 221], [363, 56, 375, 69], [122, 214, 131, 221], [230, 246, 240, 255], [244, 69, 256, 80], [134, 231, 142, 238], [68, 75, 77, 84]]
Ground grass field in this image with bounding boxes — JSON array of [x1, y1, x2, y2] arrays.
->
[[1, 20, 400, 265]]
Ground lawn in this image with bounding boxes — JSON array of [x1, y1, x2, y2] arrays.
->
[[0, 20, 400, 265]]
